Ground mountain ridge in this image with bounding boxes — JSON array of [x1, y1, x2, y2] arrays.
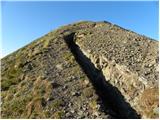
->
[[1, 21, 159, 119]]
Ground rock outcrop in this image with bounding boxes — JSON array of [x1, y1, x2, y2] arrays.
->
[[1, 21, 159, 119]]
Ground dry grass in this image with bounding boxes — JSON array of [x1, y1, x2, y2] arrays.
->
[[83, 87, 94, 97], [1, 75, 53, 118], [89, 100, 97, 110], [1, 66, 22, 91], [139, 87, 159, 118], [51, 110, 65, 119]]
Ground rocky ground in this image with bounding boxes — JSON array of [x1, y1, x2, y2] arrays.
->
[[1, 21, 159, 118], [74, 21, 159, 118]]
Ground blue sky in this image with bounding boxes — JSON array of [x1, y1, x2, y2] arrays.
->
[[1, 1, 158, 57]]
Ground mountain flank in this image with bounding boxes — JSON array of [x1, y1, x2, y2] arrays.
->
[[1, 21, 159, 119]]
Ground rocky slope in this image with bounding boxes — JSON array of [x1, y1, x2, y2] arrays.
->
[[1, 21, 159, 118]]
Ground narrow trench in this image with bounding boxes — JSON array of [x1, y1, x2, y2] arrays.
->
[[64, 33, 141, 119]]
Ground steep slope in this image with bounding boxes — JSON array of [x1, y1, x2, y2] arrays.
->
[[1, 21, 159, 119], [74, 22, 159, 118]]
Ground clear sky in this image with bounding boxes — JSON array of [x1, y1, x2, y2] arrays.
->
[[1, 1, 159, 57]]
